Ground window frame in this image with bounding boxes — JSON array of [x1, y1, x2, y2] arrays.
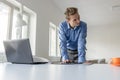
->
[[0, 0, 30, 40], [0, 1, 31, 55], [11, 9, 30, 39], [49, 22, 60, 57]]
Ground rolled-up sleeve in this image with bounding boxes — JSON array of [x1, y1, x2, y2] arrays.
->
[[78, 23, 87, 63], [58, 23, 69, 61]]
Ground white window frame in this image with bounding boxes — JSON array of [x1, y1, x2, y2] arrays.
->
[[11, 9, 30, 39], [49, 22, 60, 58], [0, 0, 31, 40]]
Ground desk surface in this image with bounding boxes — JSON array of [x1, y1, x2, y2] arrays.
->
[[0, 63, 120, 80]]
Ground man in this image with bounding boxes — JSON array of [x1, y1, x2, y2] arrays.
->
[[58, 7, 87, 64]]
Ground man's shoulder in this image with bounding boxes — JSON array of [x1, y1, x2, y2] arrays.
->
[[80, 21, 87, 29], [60, 21, 67, 25], [80, 21, 87, 25], [59, 21, 68, 28]]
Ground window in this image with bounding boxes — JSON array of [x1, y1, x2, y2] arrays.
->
[[49, 22, 60, 57], [0, 2, 10, 53], [57, 27, 60, 57], [0, 1, 30, 53], [12, 9, 29, 39]]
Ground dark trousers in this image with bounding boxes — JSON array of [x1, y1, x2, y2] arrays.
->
[[60, 49, 78, 62]]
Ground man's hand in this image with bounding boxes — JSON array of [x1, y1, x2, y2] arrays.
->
[[61, 59, 72, 64], [83, 61, 93, 65]]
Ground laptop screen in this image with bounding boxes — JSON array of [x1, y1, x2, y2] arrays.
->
[[3, 38, 34, 64]]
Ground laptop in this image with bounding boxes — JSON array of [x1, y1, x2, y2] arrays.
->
[[3, 38, 48, 64]]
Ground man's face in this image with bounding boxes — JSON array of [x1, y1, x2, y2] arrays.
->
[[67, 13, 80, 28]]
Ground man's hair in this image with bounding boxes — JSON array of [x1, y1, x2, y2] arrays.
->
[[64, 7, 78, 19]]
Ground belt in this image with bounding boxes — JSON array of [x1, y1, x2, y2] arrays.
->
[[67, 49, 78, 54], [67, 49, 77, 51]]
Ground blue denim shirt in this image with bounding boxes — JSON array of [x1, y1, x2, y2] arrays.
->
[[58, 21, 87, 63]]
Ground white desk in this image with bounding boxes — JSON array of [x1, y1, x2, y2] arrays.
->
[[0, 63, 120, 80]]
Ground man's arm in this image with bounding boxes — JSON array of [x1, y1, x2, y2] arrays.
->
[[58, 23, 69, 61], [78, 23, 87, 63]]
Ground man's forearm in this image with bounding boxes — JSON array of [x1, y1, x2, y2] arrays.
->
[[78, 48, 86, 63], [60, 48, 69, 61]]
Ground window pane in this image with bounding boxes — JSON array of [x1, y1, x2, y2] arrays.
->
[[0, 2, 10, 52], [57, 29, 60, 57], [22, 14, 29, 38], [11, 10, 19, 39], [49, 23, 56, 56], [49, 22, 61, 57], [50, 27, 56, 56], [12, 9, 29, 39]]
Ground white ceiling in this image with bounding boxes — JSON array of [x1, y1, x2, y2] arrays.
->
[[51, 0, 120, 25]]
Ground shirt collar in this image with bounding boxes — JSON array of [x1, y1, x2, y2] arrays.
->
[[67, 22, 80, 30], [67, 22, 71, 29]]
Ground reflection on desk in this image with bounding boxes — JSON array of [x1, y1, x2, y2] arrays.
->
[[0, 63, 120, 80]]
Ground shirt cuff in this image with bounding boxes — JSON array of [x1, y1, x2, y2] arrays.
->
[[62, 55, 69, 61], [78, 56, 86, 63]]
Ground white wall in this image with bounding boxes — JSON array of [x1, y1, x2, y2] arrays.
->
[[87, 23, 120, 61], [16, 0, 64, 59]]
